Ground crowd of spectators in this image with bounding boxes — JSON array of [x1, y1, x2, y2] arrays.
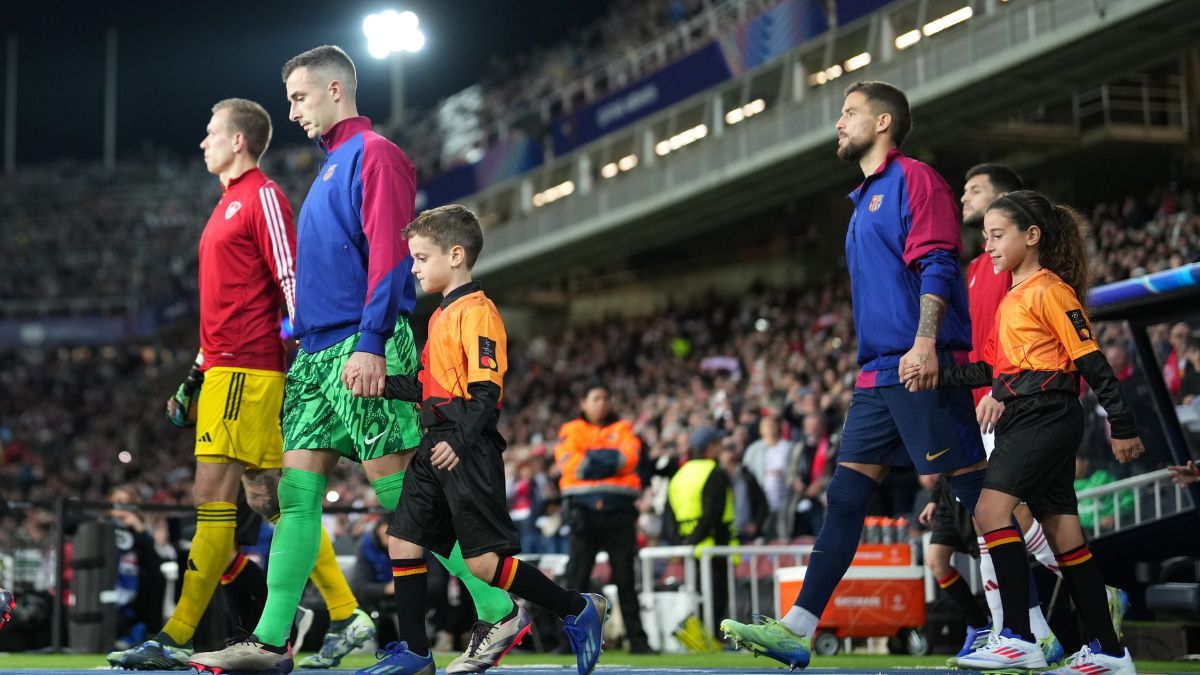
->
[[0, 162, 212, 315], [2, 183, 1198, 562], [0, 174, 1198, 652]]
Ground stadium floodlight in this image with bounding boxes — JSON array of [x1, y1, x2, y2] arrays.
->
[[844, 52, 872, 72], [895, 30, 922, 50], [922, 6, 973, 37], [363, 9, 425, 127], [363, 10, 425, 59]]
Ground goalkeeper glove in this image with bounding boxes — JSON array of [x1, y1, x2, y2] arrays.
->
[[166, 353, 205, 428]]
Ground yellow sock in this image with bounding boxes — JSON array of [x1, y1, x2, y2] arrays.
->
[[268, 514, 358, 622], [161, 501, 236, 645], [312, 526, 358, 621]]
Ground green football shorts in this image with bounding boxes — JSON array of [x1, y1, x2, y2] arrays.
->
[[283, 318, 422, 462]]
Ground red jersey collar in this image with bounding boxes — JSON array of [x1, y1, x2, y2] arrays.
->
[[319, 116, 372, 153], [223, 166, 264, 193]]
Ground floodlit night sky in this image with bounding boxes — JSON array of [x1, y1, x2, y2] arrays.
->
[[4, 0, 611, 163]]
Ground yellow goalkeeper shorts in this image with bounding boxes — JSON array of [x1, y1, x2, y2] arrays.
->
[[194, 366, 285, 470]]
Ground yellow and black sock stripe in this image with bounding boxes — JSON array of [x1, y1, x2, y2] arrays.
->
[[196, 502, 238, 524], [223, 372, 246, 421]]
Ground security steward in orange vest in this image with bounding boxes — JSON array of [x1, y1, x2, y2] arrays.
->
[[555, 381, 654, 654], [668, 426, 736, 636]]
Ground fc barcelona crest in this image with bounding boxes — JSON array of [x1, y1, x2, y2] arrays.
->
[[869, 194, 884, 212]]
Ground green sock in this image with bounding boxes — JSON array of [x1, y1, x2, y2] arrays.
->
[[370, 473, 406, 511], [439, 542, 515, 624], [253, 468, 326, 647], [370, 471, 514, 624]]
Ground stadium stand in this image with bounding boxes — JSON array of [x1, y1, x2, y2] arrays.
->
[[2, 184, 1196, 556], [2, 0, 1198, 660], [391, 0, 768, 182]]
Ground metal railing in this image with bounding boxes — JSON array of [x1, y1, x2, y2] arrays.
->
[[1076, 467, 1193, 539], [635, 470, 1192, 639], [700, 544, 813, 636], [1074, 75, 1187, 132], [0, 496, 380, 653], [637, 543, 814, 637]]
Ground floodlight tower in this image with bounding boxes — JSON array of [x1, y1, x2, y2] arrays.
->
[[363, 9, 425, 128]]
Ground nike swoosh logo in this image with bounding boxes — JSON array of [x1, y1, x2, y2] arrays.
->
[[364, 431, 387, 445], [926, 448, 950, 461]]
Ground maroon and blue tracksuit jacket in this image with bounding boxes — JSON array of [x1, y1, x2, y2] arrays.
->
[[292, 116, 417, 356], [846, 148, 972, 388]]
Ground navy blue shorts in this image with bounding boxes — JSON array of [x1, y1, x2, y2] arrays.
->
[[839, 385, 986, 474]]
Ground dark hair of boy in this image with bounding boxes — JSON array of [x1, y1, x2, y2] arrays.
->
[[404, 204, 484, 269]]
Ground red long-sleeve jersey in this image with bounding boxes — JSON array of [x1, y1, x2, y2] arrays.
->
[[198, 167, 296, 372], [966, 250, 1012, 404]]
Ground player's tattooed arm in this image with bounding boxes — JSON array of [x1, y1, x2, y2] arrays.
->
[[901, 294, 947, 391], [916, 294, 947, 340]]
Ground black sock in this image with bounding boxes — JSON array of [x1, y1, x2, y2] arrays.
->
[[983, 527, 1031, 640], [1057, 545, 1122, 655], [392, 558, 430, 655], [491, 557, 586, 619], [221, 554, 268, 631], [937, 569, 988, 628]]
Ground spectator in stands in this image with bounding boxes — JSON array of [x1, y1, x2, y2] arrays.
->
[[1074, 456, 1133, 533], [0, 585, 12, 634], [721, 443, 769, 543], [555, 382, 653, 653], [507, 460, 543, 554], [108, 485, 166, 650], [1177, 336, 1200, 405], [1164, 322, 1192, 401], [350, 517, 398, 647], [1105, 342, 1173, 468], [668, 427, 736, 636], [741, 415, 794, 539], [783, 413, 837, 538], [534, 453, 570, 554]]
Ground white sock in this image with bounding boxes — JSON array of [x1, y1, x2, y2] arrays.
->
[[1023, 520, 1061, 578], [978, 536, 1003, 628], [1029, 606, 1052, 641], [781, 605, 819, 637]]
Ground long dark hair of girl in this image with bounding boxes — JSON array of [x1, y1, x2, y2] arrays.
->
[[988, 189, 1091, 300]]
